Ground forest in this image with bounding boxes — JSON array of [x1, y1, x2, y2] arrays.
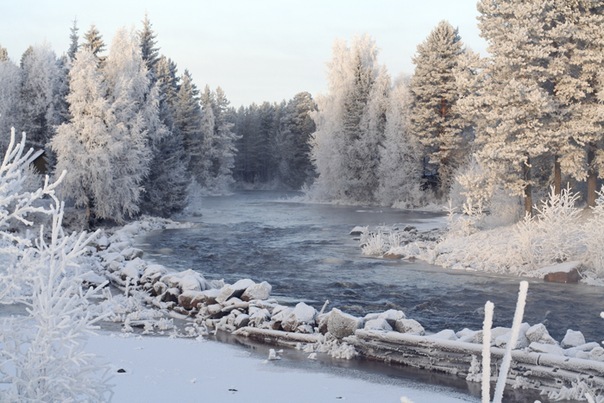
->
[[0, 0, 602, 230]]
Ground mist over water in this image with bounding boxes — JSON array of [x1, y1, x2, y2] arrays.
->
[[140, 191, 603, 343]]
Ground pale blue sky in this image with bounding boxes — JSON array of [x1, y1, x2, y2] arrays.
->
[[1, 0, 486, 107]]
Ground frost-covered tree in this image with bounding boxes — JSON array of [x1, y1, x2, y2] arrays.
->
[[67, 19, 79, 60], [175, 69, 204, 184], [207, 87, 238, 193], [376, 76, 423, 207], [197, 85, 216, 187], [19, 44, 60, 173], [51, 49, 115, 225], [0, 130, 110, 401], [410, 20, 469, 197], [82, 25, 105, 60], [101, 28, 156, 219], [310, 34, 389, 203], [472, 0, 557, 213], [545, 0, 604, 206], [0, 56, 21, 152], [139, 14, 160, 76], [139, 55, 189, 216], [275, 91, 317, 189]]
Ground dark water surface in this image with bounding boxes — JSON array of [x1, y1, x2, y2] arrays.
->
[[140, 191, 603, 343]]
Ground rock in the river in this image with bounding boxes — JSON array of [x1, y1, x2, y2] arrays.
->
[[525, 323, 557, 345], [178, 291, 205, 310], [494, 323, 530, 349], [120, 247, 144, 261], [241, 281, 272, 301], [394, 318, 425, 335], [216, 279, 256, 304], [427, 329, 458, 341], [281, 302, 317, 332], [364, 318, 392, 332], [538, 261, 581, 283], [561, 329, 586, 348], [326, 308, 362, 339], [234, 313, 250, 329]]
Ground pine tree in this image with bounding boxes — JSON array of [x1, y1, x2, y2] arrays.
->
[[82, 25, 105, 59], [0, 56, 21, 152], [198, 85, 216, 187], [473, 0, 557, 213], [175, 70, 204, 183], [19, 44, 60, 173], [209, 87, 238, 193], [275, 92, 317, 189], [67, 19, 79, 60], [138, 14, 160, 76], [410, 20, 469, 198]]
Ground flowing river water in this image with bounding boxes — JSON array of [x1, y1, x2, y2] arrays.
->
[[139, 191, 602, 402], [141, 191, 603, 343]]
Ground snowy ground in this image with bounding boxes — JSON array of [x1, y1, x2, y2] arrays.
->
[[87, 332, 477, 403]]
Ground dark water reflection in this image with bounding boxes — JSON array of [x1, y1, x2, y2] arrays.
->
[[141, 191, 603, 343]]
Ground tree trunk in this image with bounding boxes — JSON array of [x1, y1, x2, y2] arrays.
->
[[587, 144, 597, 207], [523, 157, 533, 216], [554, 156, 561, 195]]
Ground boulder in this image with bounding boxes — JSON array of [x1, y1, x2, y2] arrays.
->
[[349, 226, 367, 236], [121, 258, 145, 281], [561, 329, 586, 348], [394, 318, 425, 335], [234, 313, 250, 329], [280, 303, 316, 332], [248, 306, 271, 327], [178, 290, 206, 310], [538, 261, 581, 284], [456, 328, 479, 343], [327, 308, 362, 339], [494, 323, 530, 349], [241, 281, 272, 301], [565, 342, 601, 357], [427, 329, 458, 341], [590, 347, 604, 362], [364, 318, 393, 332], [216, 279, 256, 304], [120, 247, 144, 261], [525, 323, 557, 345]]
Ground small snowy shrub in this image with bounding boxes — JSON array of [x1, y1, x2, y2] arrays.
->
[[513, 186, 582, 269], [360, 230, 387, 256], [583, 189, 604, 277], [0, 130, 110, 401]]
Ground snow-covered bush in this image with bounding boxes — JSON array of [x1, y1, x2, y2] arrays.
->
[[583, 189, 604, 277], [0, 129, 110, 401], [513, 186, 582, 269]]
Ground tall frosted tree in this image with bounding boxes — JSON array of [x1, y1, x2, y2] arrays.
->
[[67, 19, 79, 60], [197, 85, 216, 187], [275, 91, 317, 189], [82, 25, 105, 59], [310, 34, 389, 203], [376, 76, 423, 207], [410, 20, 469, 197], [470, 0, 557, 213], [175, 70, 204, 183], [0, 54, 21, 152], [51, 48, 115, 225], [136, 18, 189, 216], [208, 87, 238, 193], [19, 44, 60, 173]]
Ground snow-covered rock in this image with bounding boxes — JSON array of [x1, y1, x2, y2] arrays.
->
[[589, 346, 604, 362], [234, 313, 250, 329], [326, 308, 362, 339], [427, 329, 457, 341], [120, 247, 144, 261], [561, 329, 586, 348], [494, 323, 530, 349], [364, 318, 393, 332], [394, 318, 425, 335], [456, 328, 479, 343], [161, 269, 210, 292], [525, 323, 557, 345], [178, 291, 205, 311], [349, 226, 367, 236], [537, 261, 581, 283], [215, 279, 256, 303], [248, 306, 271, 327], [280, 302, 317, 332], [121, 258, 145, 281], [241, 281, 272, 301], [564, 342, 601, 358]]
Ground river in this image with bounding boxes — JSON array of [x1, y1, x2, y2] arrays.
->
[[140, 190, 603, 343]]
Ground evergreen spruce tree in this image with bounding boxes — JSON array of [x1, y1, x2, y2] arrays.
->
[[410, 20, 468, 198], [175, 70, 204, 184], [67, 19, 79, 60], [0, 55, 21, 152], [82, 25, 105, 60], [19, 44, 60, 173], [139, 14, 160, 76], [209, 87, 238, 193]]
